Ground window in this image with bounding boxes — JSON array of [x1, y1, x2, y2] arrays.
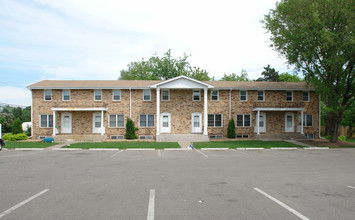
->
[[257, 91, 264, 101], [140, 114, 154, 127], [286, 91, 293, 102], [94, 90, 102, 101], [193, 90, 201, 101], [300, 114, 313, 127], [210, 135, 223, 139], [208, 114, 222, 127], [211, 90, 219, 101], [236, 114, 251, 127], [143, 90, 151, 101], [162, 90, 169, 101], [44, 90, 52, 101], [110, 135, 124, 140], [306, 134, 314, 139], [62, 90, 70, 101], [40, 114, 53, 128], [303, 91, 310, 102], [113, 90, 121, 101], [109, 114, 124, 128], [236, 134, 249, 138], [240, 91, 247, 101], [139, 135, 153, 140]]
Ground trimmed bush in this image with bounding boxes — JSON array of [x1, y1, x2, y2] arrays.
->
[[125, 117, 138, 139], [2, 133, 28, 141], [227, 118, 236, 138], [338, 135, 346, 141], [25, 126, 31, 136], [12, 118, 23, 134]]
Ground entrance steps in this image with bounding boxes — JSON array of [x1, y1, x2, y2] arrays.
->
[[53, 135, 107, 142], [156, 134, 209, 142], [254, 133, 306, 141]]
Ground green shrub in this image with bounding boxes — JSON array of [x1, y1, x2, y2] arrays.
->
[[125, 118, 138, 139], [324, 135, 331, 139], [227, 118, 236, 138], [2, 133, 28, 141], [25, 126, 31, 136], [12, 118, 23, 134], [338, 135, 346, 141]]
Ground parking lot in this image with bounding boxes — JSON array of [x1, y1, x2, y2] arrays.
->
[[0, 148, 355, 220]]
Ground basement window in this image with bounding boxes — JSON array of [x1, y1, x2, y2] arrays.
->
[[139, 135, 153, 140], [209, 135, 223, 139], [236, 134, 249, 138], [110, 135, 124, 140]]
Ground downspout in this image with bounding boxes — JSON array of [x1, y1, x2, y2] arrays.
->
[[129, 88, 132, 118]]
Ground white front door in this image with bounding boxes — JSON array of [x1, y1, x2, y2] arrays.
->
[[254, 113, 266, 133], [285, 113, 294, 132], [191, 113, 202, 133], [93, 113, 102, 133], [161, 113, 171, 133], [61, 113, 72, 133]]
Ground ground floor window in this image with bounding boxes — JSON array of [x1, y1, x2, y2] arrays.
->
[[236, 114, 251, 127], [109, 114, 124, 128], [208, 114, 222, 127], [140, 114, 154, 127], [40, 114, 53, 128], [300, 114, 313, 127]]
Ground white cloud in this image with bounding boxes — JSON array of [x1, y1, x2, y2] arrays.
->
[[0, 86, 31, 106]]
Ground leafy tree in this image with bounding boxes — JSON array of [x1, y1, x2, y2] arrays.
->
[[221, 69, 249, 81], [12, 118, 23, 134], [119, 49, 211, 81], [125, 118, 138, 139], [341, 102, 355, 138], [257, 65, 279, 81], [22, 106, 31, 122], [227, 118, 236, 138], [279, 73, 302, 82], [262, 0, 354, 142], [0, 113, 14, 133]]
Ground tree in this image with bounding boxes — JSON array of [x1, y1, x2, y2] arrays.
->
[[262, 0, 354, 142], [119, 49, 211, 81], [12, 118, 23, 134], [221, 69, 249, 81], [227, 118, 236, 138], [125, 118, 138, 139], [341, 102, 355, 138], [279, 73, 302, 82], [22, 106, 31, 122], [0, 113, 14, 133], [257, 65, 279, 81]]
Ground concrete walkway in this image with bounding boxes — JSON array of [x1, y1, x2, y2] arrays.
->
[[46, 141, 79, 150], [285, 140, 315, 148], [178, 141, 192, 149]]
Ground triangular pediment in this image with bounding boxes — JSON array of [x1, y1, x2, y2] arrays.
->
[[150, 75, 214, 89]]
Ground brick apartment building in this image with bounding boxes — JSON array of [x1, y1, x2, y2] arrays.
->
[[28, 76, 320, 141]]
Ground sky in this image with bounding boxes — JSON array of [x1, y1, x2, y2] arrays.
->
[[0, 0, 295, 106]]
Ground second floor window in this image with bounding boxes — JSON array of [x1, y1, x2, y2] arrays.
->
[[240, 91, 247, 101], [162, 90, 169, 101], [211, 90, 218, 101], [94, 90, 102, 101], [193, 90, 201, 101], [113, 90, 121, 101], [143, 90, 151, 101], [286, 91, 293, 102], [303, 91, 310, 102], [44, 90, 52, 101], [62, 90, 70, 101], [257, 91, 264, 101]]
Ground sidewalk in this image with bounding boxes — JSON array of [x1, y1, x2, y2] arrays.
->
[[285, 139, 315, 148]]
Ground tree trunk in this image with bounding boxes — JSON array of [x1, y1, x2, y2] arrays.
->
[[327, 112, 343, 143], [325, 112, 333, 136]]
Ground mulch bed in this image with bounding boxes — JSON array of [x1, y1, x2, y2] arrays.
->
[[300, 139, 355, 147]]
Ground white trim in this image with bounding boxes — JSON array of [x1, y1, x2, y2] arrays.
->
[[139, 114, 155, 128], [257, 90, 265, 102], [192, 90, 201, 101], [150, 75, 214, 88], [240, 90, 247, 101], [156, 89, 160, 134], [31, 90, 33, 137], [129, 88, 132, 118], [236, 114, 252, 127], [302, 91, 310, 102], [39, 114, 53, 128], [61, 112, 72, 134], [44, 89, 52, 101], [161, 89, 170, 101], [143, 89, 151, 101], [286, 91, 293, 102], [211, 90, 219, 101], [207, 114, 223, 127], [93, 112, 102, 133], [191, 112, 202, 133], [62, 89, 71, 101], [253, 107, 304, 111], [52, 107, 108, 111], [204, 88, 208, 135], [94, 90, 102, 101], [229, 89, 231, 120], [285, 112, 295, 132], [108, 114, 125, 128], [160, 112, 171, 133], [112, 89, 121, 101]]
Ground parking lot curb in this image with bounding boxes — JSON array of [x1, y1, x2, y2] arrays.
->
[[270, 147, 298, 150], [52, 148, 82, 151], [125, 148, 155, 151], [237, 148, 265, 150], [88, 148, 120, 151], [164, 148, 191, 151], [304, 147, 329, 149], [201, 148, 229, 150]]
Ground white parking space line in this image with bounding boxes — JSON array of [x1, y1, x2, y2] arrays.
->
[[254, 188, 310, 220], [347, 186, 355, 190], [0, 189, 49, 218], [195, 149, 208, 157], [110, 150, 123, 158], [147, 189, 155, 220]]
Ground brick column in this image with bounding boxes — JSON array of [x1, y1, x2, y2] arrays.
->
[[204, 88, 208, 135]]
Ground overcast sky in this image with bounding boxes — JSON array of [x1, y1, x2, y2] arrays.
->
[[0, 0, 295, 106]]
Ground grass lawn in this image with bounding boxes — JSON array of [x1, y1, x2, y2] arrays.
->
[[193, 140, 301, 149], [65, 142, 180, 149], [346, 139, 355, 143], [3, 141, 58, 148]]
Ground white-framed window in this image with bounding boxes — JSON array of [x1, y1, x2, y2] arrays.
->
[[113, 90, 121, 101], [193, 90, 201, 101], [139, 114, 154, 127], [161, 90, 170, 101], [110, 135, 124, 140], [94, 90, 102, 101], [236, 114, 251, 127], [109, 114, 124, 128], [40, 114, 53, 128], [302, 91, 310, 102], [257, 91, 264, 101], [286, 91, 293, 102], [236, 134, 249, 138], [139, 135, 153, 140], [208, 114, 222, 127], [240, 91, 247, 101], [44, 90, 52, 101], [209, 135, 223, 139], [62, 90, 70, 101], [211, 90, 219, 101], [300, 114, 313, 127], [143, 90, 151, 101]]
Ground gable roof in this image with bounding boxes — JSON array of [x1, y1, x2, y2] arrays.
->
[[28, 79, 313, 91], [150, 75, 214, 89]]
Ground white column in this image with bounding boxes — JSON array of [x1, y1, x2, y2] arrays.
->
[[101, 110, 104, 135], [156, 88, 160, 135], [301, 111, 304, 134], [257, 110, 260, 135], [204, 88, 208, 135], [53, 111, 56, 136]]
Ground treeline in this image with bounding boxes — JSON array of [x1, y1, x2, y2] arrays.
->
[[0, 105, 31, 133]]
